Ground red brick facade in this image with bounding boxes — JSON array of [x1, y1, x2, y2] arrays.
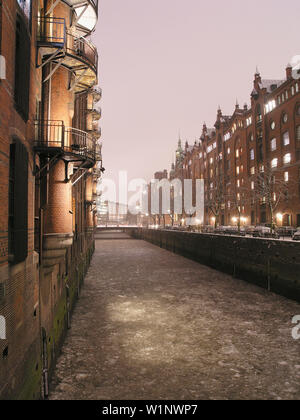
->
[[0, 0, 102, 399], [172, 66, 300, 228]]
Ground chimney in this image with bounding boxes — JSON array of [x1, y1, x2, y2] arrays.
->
[[286, 63, 292, 80], [254, 67, 261, 86]]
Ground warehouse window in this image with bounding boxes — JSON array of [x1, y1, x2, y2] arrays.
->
[[8, 139, 28, 264], [296, 126, 300, 148], [270, 138, 277, 151], [14, 14, 31, 121], [283, 131, 290, 146], [283, 153, 291, 165]]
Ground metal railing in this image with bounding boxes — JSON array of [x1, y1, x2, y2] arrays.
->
[[37, 17, 98, 73], [34, 121, 96, 161], [87, 106, 102, 120], [95, 143, 102, 161], [37, 17, 66, 45], [91, 87, 102, 102], [93, 167, 102, 178], [65, 127, 95, 159], [66, 32, 98, 72], [89, 0, 98, 11], [34, 120, 64, 148]]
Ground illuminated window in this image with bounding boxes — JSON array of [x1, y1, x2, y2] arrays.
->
[[284, 171, 289, 182], [282, 113, 288, 124], [250, 167, 255, 175], [236, 149, 239, 158], [270, 138, 277, 151], [251, 181, 255, 190], [250, 149, 254, 160], [283, 153, 291, 164], [236, 166, 240, 175], [270, 121, 276, 130], [227, 147, 230, 155], [224, 133, 231, 142], [265, 99, 276, 114], [283, 131, 290, 146], [271, 158, 278, 168]]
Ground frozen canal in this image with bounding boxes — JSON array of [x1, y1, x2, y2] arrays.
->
[[49, 231, 300, 400]]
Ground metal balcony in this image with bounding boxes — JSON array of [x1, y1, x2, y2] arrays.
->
[[90, 87, 102, 103], [87, 106, 101, 120], [65, 0, 98, 35], [34, 120, 96, 167], [37, 17, 66, 46], [37, 17, 98, 93], [88, 124, 101, 140], [92, 167, 102, 179], [95, 143, 102, 162]]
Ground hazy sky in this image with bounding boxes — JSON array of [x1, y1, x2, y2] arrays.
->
[[93, 0, 300, 190]]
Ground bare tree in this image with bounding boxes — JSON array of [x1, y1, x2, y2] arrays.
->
[[228, 185, 251, 232], [252, 166, 293, 233], [206, 175, 225, 228]]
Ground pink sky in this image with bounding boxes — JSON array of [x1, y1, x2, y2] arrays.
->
[[93, 0, 300, 189]]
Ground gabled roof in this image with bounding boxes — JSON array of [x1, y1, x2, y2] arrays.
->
[[259, 79, 285, 93]]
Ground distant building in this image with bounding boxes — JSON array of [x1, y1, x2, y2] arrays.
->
[[171, 64, 300, 228], [97, 201, 129, 226]]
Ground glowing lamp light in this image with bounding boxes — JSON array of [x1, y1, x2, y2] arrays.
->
[[276, 213, 283, 222], [232, 217, 238, 223]]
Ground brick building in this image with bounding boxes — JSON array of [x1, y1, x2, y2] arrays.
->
[[171, 64, 300, 228], [0, 0, 102, 399]]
